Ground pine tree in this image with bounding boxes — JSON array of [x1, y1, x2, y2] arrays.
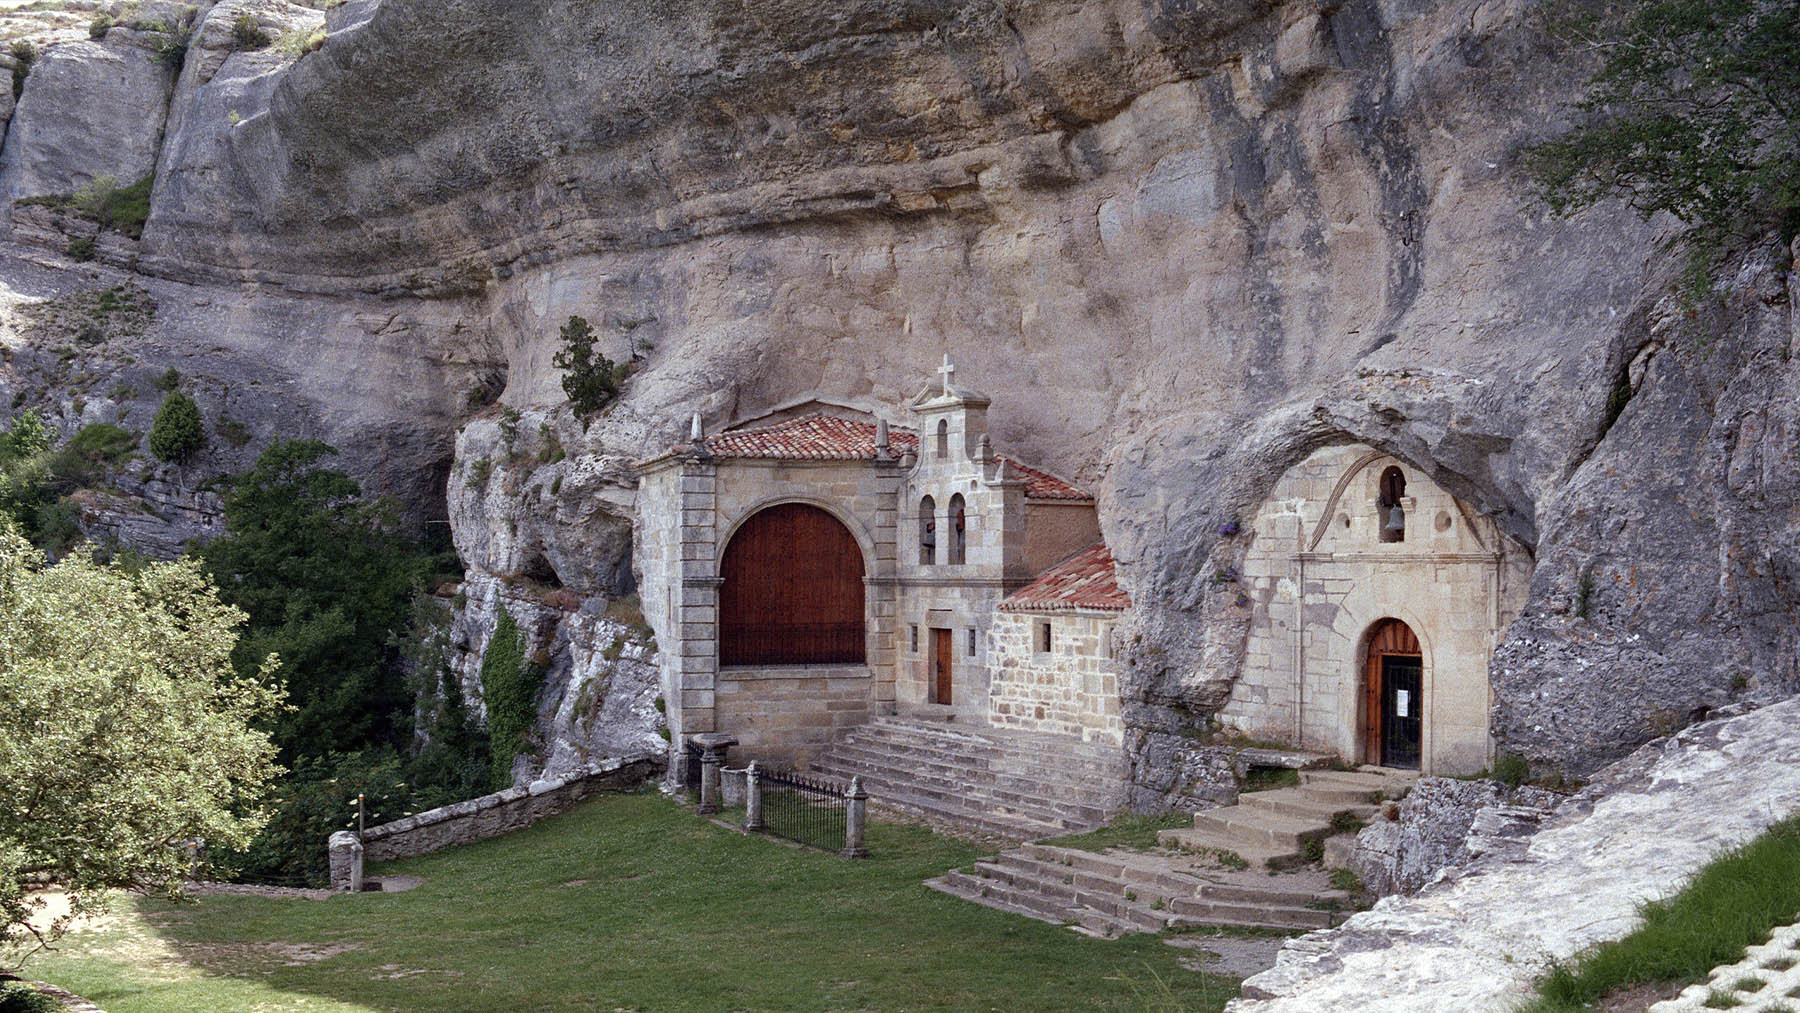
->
[[148, 390, 205, 463]]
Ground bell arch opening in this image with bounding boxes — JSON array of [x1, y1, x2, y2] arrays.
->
[[719, 503, 867, 666]]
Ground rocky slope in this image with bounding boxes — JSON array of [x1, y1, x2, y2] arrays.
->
[[0, 0, 1792, 784]]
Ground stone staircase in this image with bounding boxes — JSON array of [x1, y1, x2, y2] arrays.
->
[[925, 767, 1417, 937], [927, 842, 1353, 937], [806, 716, 1128, 841], [1157, 768, 1415, 869]]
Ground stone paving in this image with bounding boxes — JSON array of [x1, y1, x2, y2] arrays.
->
[[1651, 922, 1800, 1012]]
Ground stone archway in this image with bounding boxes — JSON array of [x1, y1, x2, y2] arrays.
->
[[1362, 618, 1423, 769], [718, 502, 866, 666]]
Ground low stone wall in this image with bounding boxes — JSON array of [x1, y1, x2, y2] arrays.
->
[[329, 754, 660, 888]]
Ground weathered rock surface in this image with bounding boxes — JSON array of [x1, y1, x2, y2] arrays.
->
[[0, 32, 175, 202], [1346, 776, 1560, 897], [0, 0, 1791, 791], [449, 572, 664, 785], [1230, 698, 1800, 1012]]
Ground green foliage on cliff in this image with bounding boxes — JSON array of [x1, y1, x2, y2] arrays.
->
[[0, 413, 139, 556], [479, 609, 545, 789], [148, 390, 205, 463], [23, 174, 156, 240], [230, 13, 271, 50], [199, 440, 450, 763], [1526, 0, 1800, 252], [551, 315, 627, 420]]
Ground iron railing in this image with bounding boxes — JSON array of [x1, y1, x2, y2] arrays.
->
[[759, 769, 849, 853]]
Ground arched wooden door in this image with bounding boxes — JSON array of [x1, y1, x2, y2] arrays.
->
[[1363, 619, 1422, 769], [719, 503, 866, 666]]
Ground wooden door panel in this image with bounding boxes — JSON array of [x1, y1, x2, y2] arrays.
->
[[932, 627, 952, 704], [720, 503, 866, 665]]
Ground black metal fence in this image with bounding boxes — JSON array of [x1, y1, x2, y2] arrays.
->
[[759, 769, 848, 853]]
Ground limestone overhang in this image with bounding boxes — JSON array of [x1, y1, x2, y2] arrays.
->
[[999, 542, 1130, 614]]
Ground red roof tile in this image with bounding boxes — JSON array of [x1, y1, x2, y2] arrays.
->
[[1000, 543, 1130, 613], [686, 413, 1091, 501], [701, 413, 917, 460]]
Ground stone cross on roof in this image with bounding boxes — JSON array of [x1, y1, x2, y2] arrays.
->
[[938, 354, 956, 396]]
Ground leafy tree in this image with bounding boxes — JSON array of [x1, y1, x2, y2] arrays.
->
[[217, 750, 412, 888], [551, 315, 624, 419], [148, 390, 205, 463], [0, 416, 138, 555], [199, 440, 450, 764], [0, 528, 282, 967], [1526, 0, 1800, 253]]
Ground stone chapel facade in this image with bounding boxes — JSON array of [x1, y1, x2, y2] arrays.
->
[[633, 370, 1122, 769], [1219, 445, 1532, 774]]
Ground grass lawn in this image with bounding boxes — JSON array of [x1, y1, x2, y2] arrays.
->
[[30, 790, 1238, 1011], [1526, 813, 1800, 1012]]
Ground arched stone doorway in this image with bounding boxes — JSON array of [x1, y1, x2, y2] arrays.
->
[[719, 503, 866, 666], [1363, 618, 1423, 769]]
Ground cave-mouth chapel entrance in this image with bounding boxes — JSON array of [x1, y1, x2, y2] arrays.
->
[[1363, 618, 1423, 770]]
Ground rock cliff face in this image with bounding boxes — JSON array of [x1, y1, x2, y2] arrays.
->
[[0, 0, 1793, 783]]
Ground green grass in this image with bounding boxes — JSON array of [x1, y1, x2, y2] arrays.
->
[[32, 791, 1238, 1011], [1040, 811, 1195, 852], [1526, 813, 1800, 1012]]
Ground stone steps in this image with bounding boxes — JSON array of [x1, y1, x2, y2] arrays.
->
[[807, 717, 1127, 842], [926, 841, 1349, 938], [1158, 767, 1416, 869], [816, 741, 1116, 819]]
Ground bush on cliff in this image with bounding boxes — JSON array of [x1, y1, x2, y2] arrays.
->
[[148, 390, 205, 463], [1527, 0, 1800, 257]]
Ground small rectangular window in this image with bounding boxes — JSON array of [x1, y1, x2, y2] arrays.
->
[[966, 628, 977, 657], [1036, 620, 1052, 653], [910, 625, 919, 653]]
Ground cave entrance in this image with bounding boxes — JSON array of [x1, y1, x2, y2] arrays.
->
[[1362, 618, 1423, 770]]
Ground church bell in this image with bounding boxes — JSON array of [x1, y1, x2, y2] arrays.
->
[[1384, 505, 1406, 532]]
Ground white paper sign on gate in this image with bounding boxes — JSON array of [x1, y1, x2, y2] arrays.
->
[[1395, 690, 1410, 718]]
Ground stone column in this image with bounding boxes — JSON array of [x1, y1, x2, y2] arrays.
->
[[691, 732, 738, 815], [842, 776, 869, 858], [866, 457, 903, 713], [667, 457, 720, 790], [744, 761, 764, 831]]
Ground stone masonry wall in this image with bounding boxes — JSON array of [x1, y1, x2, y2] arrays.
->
[[346, 755, 661, 876], [988, 610, 1124, 744], [717, 665, 873, 769]]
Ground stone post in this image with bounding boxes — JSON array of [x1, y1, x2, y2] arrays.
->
[[744, 761, 764, 832], [842, 776, 869, 858], [328, 831, 364, 892], [690, 732, 737, 816]]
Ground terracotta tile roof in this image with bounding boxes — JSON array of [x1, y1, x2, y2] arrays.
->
[[1001, 458, 1090, 502], [1000, 543, 1131, 613], [687, 413, 1092, 501], [701, 414, 918, 460]]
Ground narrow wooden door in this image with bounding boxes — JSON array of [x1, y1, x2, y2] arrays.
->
[[1363, 619, 1422, 768], [932, 628, 953, 705]]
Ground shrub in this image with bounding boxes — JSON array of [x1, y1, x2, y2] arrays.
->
[[149, 390, 204, 462], [89, 13, 115, 39], [551, 316, 625, 420], [153, 366, 182, 392], [216, 750, 412, 888], [65, 236, 95, 262], [0, 979, 61, 1013], [1492, 752, 1530, 788], [230, 13, 271, 50], [1525, 0, 1800, 264], [66, 174, 153, 239], [466, 457, 492, 491], [480, 610, 546, 789], [215, 417, 252, 448], [10, 41, 34, 100], [498, 406, 521, 450]]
